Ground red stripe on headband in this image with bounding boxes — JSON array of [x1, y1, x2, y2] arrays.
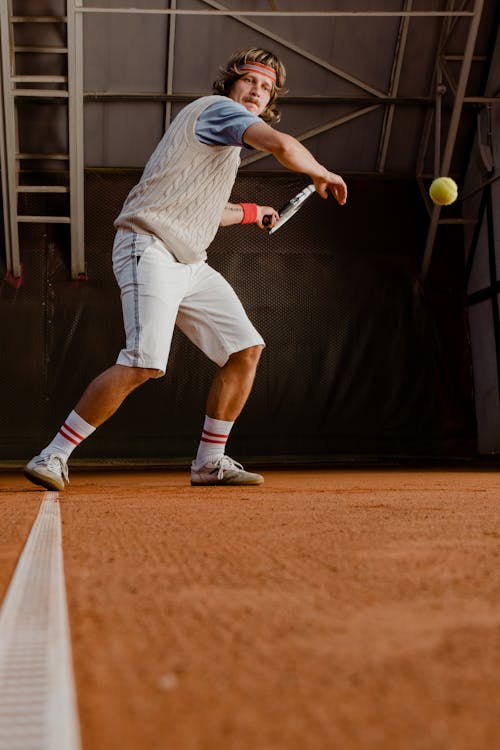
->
[[238, 62, 277, 83]]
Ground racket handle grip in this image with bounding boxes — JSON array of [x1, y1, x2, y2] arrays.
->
[[262, 214, 272, 228]]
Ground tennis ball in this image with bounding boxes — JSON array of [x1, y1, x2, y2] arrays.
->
[[429, 177, 458, 206]]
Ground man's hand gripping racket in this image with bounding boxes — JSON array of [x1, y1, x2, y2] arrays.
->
[[262, 172, 347, 232], [263, 184, 316, 234], [262, 184, 316, 234]]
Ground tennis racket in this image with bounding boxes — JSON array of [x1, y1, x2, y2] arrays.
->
[[263, 184, 316, 234]]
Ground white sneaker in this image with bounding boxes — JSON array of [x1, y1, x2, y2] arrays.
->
[[191, 455, 264, 486], [24, 454, 69, 491]]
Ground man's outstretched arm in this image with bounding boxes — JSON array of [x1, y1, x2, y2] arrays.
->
[[243, 121, 347, 206]]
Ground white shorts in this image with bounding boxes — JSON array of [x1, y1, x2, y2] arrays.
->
[[112, 230, 265, 376]]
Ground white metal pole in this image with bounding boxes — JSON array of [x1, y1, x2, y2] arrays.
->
[[0, 0, 21, 277], [67, 0, 86, 278]]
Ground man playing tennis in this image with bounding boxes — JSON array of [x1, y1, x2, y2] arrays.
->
[[24, 46, 347, 490]]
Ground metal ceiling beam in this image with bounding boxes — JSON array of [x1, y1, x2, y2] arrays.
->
[[73, 1, 477, 107], [196, 0, 387, 99], [421, 0, 485, 279], [440, 56, 458, 97], [435, 0, 468, 98], [82, 92, 498, 105], [79, 8, 474, 18], [240, 104, 382, 168], [76, 2, 475, 108], [74, 2, 489, 176], [416, 0, 457, 213], [376, 0, 412, 173], [442, 0, 473, 45]]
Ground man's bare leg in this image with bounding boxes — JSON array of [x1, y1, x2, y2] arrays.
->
[[192, 345, 264, 485], [74, 364, 160, 426], [24, 364, 158, 491], [205, 345, 263, 421]]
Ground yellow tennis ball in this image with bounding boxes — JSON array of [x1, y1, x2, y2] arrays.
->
[[429, 177, 458, 206]]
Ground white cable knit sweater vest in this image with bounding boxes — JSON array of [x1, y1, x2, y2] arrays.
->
[[114, 95, 242, 264]]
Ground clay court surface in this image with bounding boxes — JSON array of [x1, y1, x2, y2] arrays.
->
[[2, 467, 500, 749]]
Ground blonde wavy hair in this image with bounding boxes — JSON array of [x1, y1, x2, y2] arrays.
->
[[213, 47, 287, 124]]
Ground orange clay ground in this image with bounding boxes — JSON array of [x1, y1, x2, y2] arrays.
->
[[2, 467, 500, 750]]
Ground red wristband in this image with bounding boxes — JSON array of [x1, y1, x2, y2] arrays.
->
[[239, 203, 258, 224]]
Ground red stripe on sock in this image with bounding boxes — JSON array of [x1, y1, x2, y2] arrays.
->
[[203, 429, 229, 438], [201, 429, 228, 445], [62, 422, 85, 441], [59, 424, 82, 446]]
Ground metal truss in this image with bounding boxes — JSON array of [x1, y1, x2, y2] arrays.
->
[[0, 1, 495, 279], [418, 0, 485, 278]]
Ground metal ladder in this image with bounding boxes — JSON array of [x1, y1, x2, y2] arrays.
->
[[0, 0, 84, 279]]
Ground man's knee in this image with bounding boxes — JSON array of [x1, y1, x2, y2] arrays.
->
[[228, 345, 264, 369], [140, 366, 164, 380], [127, 366, 163, 384]]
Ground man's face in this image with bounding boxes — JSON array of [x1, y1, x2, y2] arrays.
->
[[229, 70, 273, 116]]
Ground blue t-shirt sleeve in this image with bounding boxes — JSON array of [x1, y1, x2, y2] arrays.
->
[[195, 99, 261, 147]]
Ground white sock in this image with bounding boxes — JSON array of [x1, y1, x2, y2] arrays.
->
[[194, 415, 234, 467], [41, 410, 96, 462]]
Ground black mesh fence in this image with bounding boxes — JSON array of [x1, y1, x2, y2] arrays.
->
[[0, 170, 475, 462]]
